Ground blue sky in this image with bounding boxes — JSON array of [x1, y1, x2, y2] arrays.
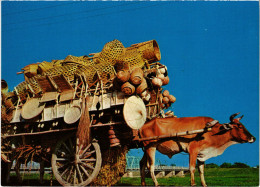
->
[[2, 2, 259, 167]]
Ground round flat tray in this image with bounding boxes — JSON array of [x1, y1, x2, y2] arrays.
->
[[64, 105, 82, 124], [123, 96, 146, 130], [21, 98, 46, 120]]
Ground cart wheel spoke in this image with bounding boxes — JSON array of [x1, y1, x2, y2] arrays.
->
[[79, 164, 90, 177], [56, 158, 69, 161], [73, 168, 77, 184], [69, 138, 74, 150], [67, 166, 74, 182], [81, 150, 96, 158], [80, 158, 96, 162], [60, 166, 70, 177], [76, 138, 79, 155], [80, 143, 92, 157], [62, 142, 72, 154], [76, 164, 83, 183], [81, 162, 95, 170]]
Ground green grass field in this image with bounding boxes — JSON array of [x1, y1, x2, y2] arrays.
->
[[117, 168, 259, 186], [5, 168, 259, 186]]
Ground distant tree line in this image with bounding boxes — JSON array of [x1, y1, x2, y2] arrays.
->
[[205, 162, 251, 168]]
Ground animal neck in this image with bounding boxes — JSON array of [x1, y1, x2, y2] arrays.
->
[[211, 124, 233, 144]]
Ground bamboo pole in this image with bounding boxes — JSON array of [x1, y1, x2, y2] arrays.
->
[[138, 128, 212, 142], [2, 127, 77, 138]]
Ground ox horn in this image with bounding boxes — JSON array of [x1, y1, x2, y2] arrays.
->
[[230, 112, 240, 122], [237, 115, 244, 121]]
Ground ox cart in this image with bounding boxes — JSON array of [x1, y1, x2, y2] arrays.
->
[[0, 39, 199, 186]]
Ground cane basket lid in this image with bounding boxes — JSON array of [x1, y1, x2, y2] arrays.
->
[[21, 98, 46, 119], [64, 105, 82, 124], [123, 96, 146, 129]]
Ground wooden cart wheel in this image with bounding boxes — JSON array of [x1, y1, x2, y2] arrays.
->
[[52, 135, 102, 186]]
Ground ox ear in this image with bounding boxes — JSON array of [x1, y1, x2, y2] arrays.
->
[[223, 123, 233, 130]]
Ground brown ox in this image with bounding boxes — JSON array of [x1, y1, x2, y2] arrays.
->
[[139, 113, 255, 186]]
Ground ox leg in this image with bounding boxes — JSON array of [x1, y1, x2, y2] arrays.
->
[[197, 160, 207, 187], [189, 152, 198, 186], [140, 153, 147, 186], [146, 147, 158, 186], [40, 161, 45, 184]]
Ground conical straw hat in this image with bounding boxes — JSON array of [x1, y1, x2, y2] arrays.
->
[[123, 96, 146, 130]]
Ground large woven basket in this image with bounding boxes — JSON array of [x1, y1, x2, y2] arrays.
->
[[129, 40, 161, 63]]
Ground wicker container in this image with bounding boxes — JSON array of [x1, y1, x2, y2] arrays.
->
[[136, 78, 148, 95], [1, 80, 8, 95], [23, 64, 38, 78], [64, 106, 82, 124], [141, 90, 147, 97], [168, 95, 176, 103], [117, 70, 130, 83], [21, 98, 45, 120], [39, 61, 54, 73], [162, 90, 170, 97], [130, 40, 161, 63], [143, 93, 151, 102], [162, 76, 170, 85], [152, 78, 162, 87], [121, 82, 135, 95], [162, 97, 169, 104], [130, 68, 143, 85], [159, 67, 166, 74], [123, 96, 146, 129], [157, 74, 165, 81]]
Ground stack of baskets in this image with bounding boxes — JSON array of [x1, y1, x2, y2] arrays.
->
[[2, 39, 176, 123]]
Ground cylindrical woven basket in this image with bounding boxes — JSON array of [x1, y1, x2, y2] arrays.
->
[[130, 68, 144, 85], [168, 95, 176, 103], [129, 40, 161, 63], [152, 78, 162, 87], [117, 70, 130, 83], [162, 97, 169, 104], [39, 61, 54, 73], [121, 82, 135, 95], [136, 78, 148, 95], [162, 76, 170, 85], [157, 74, 165, 81], [162, 90, 170, 97]]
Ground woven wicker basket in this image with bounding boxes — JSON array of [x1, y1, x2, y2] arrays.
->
[[162, 90, 170, 97], [152, 78, 162, 87], [162, 76, 170, 85], [130, 68, 144, 85], [136, 78, 147, 95], [117, 70, 130, 83], [129, 40, 161, 63], [162, 97, 169, 104], [168, 95, 176, 103], [121, 82, 135, 95]]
